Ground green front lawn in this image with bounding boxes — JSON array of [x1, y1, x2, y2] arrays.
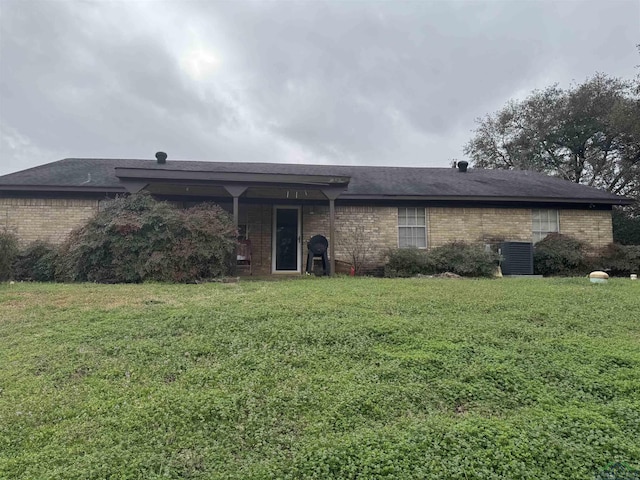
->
[[1, 278, 639, 479]]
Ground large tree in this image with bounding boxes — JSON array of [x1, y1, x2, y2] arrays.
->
[[464, 73, 640, 204]]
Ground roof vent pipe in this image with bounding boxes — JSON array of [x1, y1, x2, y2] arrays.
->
[[155, 151, 167, 164], [457, 160, 468, 173]]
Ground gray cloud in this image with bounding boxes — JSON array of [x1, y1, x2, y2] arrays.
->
[[1, 0, 638, 175]]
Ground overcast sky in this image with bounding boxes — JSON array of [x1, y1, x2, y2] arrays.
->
[[0, 0, 638, 176]]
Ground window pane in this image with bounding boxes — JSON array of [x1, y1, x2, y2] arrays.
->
[[532, 209, 559, 243], [399, 208, 426, 227], [399, 227, 409, 248], [413, 227, 426, 248], [398, 208, 427, 248], [533, 232, 546, 243], [398, 208, 407, 225], [549, 210, 558, 230]]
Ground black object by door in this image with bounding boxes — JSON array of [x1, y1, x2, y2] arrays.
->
[[274, 207, 300, 272]]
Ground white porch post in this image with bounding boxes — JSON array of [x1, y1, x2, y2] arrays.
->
[[222, 185, 248, 231], [321, 188, 343, 276]]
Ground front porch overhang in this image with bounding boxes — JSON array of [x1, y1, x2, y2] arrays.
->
[[114, 167, 350, 193], [114, 166, 351, 276]]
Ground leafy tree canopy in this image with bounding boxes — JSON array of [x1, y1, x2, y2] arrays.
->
[[464, 73, 640, 206]]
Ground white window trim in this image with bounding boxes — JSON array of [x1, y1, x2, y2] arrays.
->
[[398, 207, 428, 249]]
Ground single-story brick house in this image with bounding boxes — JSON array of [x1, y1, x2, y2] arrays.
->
[[0, 156, 632, 275]]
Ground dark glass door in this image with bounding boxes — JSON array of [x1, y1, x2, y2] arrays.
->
[[274, 208, 299, 271]]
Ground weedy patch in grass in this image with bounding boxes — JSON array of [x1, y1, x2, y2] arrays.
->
[[0, 278, 639, 479]]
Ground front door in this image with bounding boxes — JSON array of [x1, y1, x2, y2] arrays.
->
[[272, 206, 301, 273]]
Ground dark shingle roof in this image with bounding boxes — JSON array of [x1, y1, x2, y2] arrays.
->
[[0, 158, 632, 205]]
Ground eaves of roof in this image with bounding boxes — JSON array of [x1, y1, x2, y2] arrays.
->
[[337, 194, 634, 205], [0, 185, 126, 193], [0, 184, 632, 206]]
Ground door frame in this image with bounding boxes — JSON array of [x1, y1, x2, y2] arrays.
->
[[271, 205, 302, 274]]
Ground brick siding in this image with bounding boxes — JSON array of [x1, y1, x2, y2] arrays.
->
[[1, 197, 613, 272], [428, 207, 533, 246], [303, 205, 396, 272], [0, 198, 100, 245], [429, 207, 612, 248], [559, 209, 612, 249], [244, 204, 273, 275]]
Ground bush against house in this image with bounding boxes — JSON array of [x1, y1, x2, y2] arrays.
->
[[56, 193, 237, 283], [595, 243, 640, 276], [613, 208, 640, 245], [533, 234, 589, 276], [12, 241, 58, 281], [385, 243, 499, 278], [0, 230, 18, 281], [428, 242, 500, 277], [338, 225, 373, 275], [385, 247, 432, 277], [386, 236, 638, 278]]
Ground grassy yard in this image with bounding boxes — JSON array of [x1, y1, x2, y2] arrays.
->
[[1, 278, 639, 479]]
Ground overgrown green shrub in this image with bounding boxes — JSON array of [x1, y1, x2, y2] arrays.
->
[[595, 243, 640, 276], [384, 247, 431, 277], [613, 208, 640, 245], [385, 243, 499, 278], [12, 241, 58, 281], [428, 242, 500, 277], [0, 230, 19, 281], [54, 228, 88, 282], [57, 193, 237, 283], [533, 233, 589, 276]]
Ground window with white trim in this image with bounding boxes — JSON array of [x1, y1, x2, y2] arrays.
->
[[532, 209, 559, 243], [398, 207, 427, 248]]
